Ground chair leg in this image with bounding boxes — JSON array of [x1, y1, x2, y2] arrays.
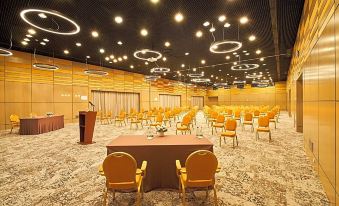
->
[[103, 188, 108, 206], [219, 136, 221, 147], [236, 135, 239, 146], [136, 191, 141, 206], [10, 126, 13, 134], [213, 186, 218, 206], [232, 138, 235, 148], [269, 131, 272, 142], [182, 186, 187, 206]]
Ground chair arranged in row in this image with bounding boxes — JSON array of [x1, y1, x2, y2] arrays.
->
[[99, 150, 220, 205], [219, 119, 238, 148], [10, 114, 20, 133]]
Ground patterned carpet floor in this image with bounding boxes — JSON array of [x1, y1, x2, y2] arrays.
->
[[0, 112, 330, 206]]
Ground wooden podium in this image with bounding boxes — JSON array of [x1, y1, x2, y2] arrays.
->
[[79, 111, 97, 144]]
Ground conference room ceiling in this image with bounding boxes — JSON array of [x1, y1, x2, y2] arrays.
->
[[0, 0, 304, 85]]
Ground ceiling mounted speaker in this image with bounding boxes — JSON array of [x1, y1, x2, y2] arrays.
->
[[84, 70, 108, 76], [33, 63, 59, 71]]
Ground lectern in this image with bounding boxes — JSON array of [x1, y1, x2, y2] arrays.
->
[[79, 111, 97, 144]]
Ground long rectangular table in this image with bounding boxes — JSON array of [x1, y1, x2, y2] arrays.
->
[[20, 115, 64, 135], [106, 134, 213, 192]]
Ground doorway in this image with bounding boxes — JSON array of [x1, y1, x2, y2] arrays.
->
[[296, 74, 303, 132]]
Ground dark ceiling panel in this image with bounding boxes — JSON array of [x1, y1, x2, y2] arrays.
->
[[0, 0, 304, 84]]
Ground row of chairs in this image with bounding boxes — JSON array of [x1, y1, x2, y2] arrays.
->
[[99, 150, 220, 206]]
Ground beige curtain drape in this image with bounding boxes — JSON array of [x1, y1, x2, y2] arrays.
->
[[191, 96, 204, 109], [159, 94, 181, 109], [92, 91, 139, 115]]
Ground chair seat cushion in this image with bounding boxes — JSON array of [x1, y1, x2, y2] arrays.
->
[[257, 127, 270, 132], [243, 121, 253, 125], [221, 131, 236, 137], [177, 125, 189, 130], [150, 123, 161, 126], [213, 123, 224, 127]]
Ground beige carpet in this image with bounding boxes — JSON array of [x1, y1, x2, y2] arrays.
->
[[0, 112, 329, 206]]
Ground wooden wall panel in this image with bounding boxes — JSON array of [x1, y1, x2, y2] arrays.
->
[[32, 103, 54, 116], [54, 103, 72, 123], [5, 81, 31, 102], [0, 102, 4, 125], [0, 80, 4, 102], [54, 85, 72, 103], [73, 86, 88, 103], [32, 83, 53, 102]]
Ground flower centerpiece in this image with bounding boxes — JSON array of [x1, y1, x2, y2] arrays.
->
[[46, 112, 54, 117], [156, 125, 168, 137]]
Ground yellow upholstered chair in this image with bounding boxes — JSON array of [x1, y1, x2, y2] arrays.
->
[[130, 113, 143, 129], [233, 110, 241, 125], [99, 152, 147, 206], [212, 115, 225, 135], [220, 119, 238, 148], [149, 113, 163, 128], [163, 111, 172, 127], [207, 111, 218, 127], [225, 109, 233, 118], [253, 110, 260, 120], [114, 111, 127, 126], [10, 114, 20, 133], [242, 113, 254, 132], [267, 111, 277, 129], [176, 115, 191, 134], [141, 111, 152, 125], [256, 116, 271, 142], [176, 150, 219, 206]]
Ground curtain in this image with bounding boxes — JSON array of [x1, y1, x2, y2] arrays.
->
[[191, 96, 204, 109], [92, 91, 139, 115], [159, 94, 181, 109]]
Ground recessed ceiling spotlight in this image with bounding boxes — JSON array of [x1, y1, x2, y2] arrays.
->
[[174, 12, 184, 23], [218, 15, 226, 22], [86, 56, 90, 58], [219, 69, 221, 72], [140, 28, 148, 36], [28, 29, 36, 35], [181, 64, 185, 68], [260, 57, 264, 61], [40, 42, 46, 45], [130, 65, 134, 69], [150, 0, 159, 3], [243, 50, 247, 53], [245, 53, 250, 55], [113, 59, 118, 63], [224, 22, 231, 28], [185, 52, 189, 56], [196, 30, 203, 38], [239, 16, 249, 24], [114, 16, 123, 24], [109, 61, 113, 64], [64, 50, 69, 54], [216, 77, 219, 79], [249, 35, 256, 41], [233, 52, 237, 55], [91, 31, 99, 37], [99, 48, 105, 53], [233, 62, 237, 65], [123, 55, 128, 60], [263, 64, 266, 65], [226, 55, 230, 59], [118, 57, 122, 61], [192, 68, 197, 72], [26, 34, 33, 38], [24, 38, 30, 42], [117, 41, 123, 45], [211, 75, 214, 77], [256, 49, 262, 54], [145, 62, 149, 65], [164, 41, 170, 47], [110, 55, 114, 59], [203, 21, 210, 27], [43, 38, 49, 42], [38, 13, 47, 18], [162, 57, 167, 61], [105, 57, 110, 61], [201, 59, 206, 64], [75, 42, 82, 47], [209, 26, 216, 32]]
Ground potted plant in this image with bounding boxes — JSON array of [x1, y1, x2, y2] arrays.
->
[[156, 125, 168, 137]]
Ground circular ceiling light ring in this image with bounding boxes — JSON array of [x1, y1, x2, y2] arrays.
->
[[213, 82, 229, 87], [188, 73, 204, 78], [231, 63, 259, 71], [33, 63, 59, 71], [209, 40, 242, 54], [20, 9, 80, 35], [150, 67, 170, 73], [133, 49, 162, 62], [0, 48, 13, 56], [246, 74, 263, 79], [144, 75, 161, 81], [191, 78, 210, 83], [84, 70, 108, 76]]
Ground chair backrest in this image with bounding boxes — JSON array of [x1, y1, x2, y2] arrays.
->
[[267, 111, 275, 119], [185, 150, 218, 187], [215, 115, 225, 123], [254, 110, 260, 116], [227, 109, 233, 115], [258, 116, 269, 127], [244, 113, 253, 121], [10, 114, 19, 122], [103, 152, 137, 189], [225, 119, 237, 131], [182, 115, 191, 126], [156, 114, 163, 122], [234, 110, 241, 118], [137, 113, 143, 119], [211, 111, 218, 119]]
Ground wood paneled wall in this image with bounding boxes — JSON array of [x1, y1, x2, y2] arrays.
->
[[206, 82, 287, 110], [0, 50, 206, 130], [287, 0, 339, 204]]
